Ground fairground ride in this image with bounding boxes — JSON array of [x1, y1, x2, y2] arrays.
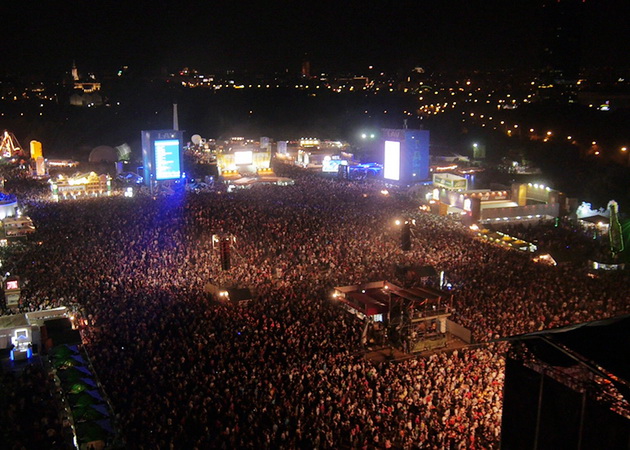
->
[[0, 131, 24, 158]]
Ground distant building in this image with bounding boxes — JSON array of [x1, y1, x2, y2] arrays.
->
[[67, 61, 102, 106], [69, 92, 103, 107]]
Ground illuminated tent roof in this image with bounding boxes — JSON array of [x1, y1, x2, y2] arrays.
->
[[579, 215, 609, 225]]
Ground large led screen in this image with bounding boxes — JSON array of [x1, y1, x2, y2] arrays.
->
[[383, 140, 401, 181], [234, 150, 253, 165], [154, 139, 182, 180], [322, 158, 343, 173]]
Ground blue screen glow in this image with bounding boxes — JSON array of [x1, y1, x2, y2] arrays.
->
[[154, 139, 181, 180]]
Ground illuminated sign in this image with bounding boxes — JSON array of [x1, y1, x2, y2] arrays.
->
[[382, 129, 405, 141], [234, 150, 253, 165], [383, 141, 401, 181], [6, 280, 18, 290], [154, 139, 181, 180], [433, 173, 467, 190], [299, 138, 320, 147]]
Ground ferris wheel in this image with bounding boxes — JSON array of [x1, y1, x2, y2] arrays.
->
[[0, 130, 24, 158]]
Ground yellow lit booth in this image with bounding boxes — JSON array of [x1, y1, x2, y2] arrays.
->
[[49, 172, 112, 201]]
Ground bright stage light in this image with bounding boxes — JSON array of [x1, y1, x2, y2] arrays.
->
[[234, 150, 253, 165]]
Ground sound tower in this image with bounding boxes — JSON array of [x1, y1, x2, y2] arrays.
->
[[401, 222, 411, 251], [219, 238, 231, 271]]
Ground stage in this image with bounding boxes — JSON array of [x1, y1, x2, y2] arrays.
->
[[365, 333, 469, 363]]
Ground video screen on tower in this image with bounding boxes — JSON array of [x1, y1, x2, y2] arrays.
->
[[383, 140, 401, 181], [154, 139, 182, 180], [322, 157, 343, 173]]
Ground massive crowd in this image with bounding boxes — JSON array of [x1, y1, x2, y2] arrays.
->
[[0, 364, 74, 449], [2, 172, 629, 448]]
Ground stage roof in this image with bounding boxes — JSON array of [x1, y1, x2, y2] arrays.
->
[[0, 314, 28, 329], [507, 314, 630, 396], [579, 215, 609, 225], [334, 281, 451, 316]]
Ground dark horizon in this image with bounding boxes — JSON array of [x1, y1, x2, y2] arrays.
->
[[5, 0, 629, 78]]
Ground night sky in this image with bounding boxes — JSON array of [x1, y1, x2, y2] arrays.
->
[[5, 0, 629, 77]]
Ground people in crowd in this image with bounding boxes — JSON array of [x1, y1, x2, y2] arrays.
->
[[0, 364, 74, 449], [2, 172, 628, 448]]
